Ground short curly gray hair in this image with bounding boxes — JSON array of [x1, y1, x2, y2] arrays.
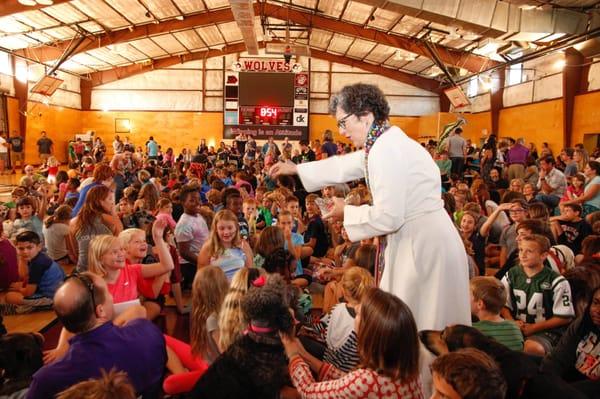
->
[[329, 83, 390, 124]]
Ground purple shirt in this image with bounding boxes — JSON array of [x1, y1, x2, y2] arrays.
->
[[27, 320, 166, 399], [507, 144, 529, 165], [0, 238, 18, 290]]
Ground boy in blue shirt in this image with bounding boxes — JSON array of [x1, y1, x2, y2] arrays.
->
[[1, 231, 65, 315], [279, 210, 313, 288]]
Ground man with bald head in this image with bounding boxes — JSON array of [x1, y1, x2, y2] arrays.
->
[[26, 273, 166, 399]]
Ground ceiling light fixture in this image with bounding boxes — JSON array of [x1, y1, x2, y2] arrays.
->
[[18, 0, 55, 5], [554, 59, 566, 69], [175, 15, 184, 21]]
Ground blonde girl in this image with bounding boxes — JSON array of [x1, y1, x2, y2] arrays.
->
[[163, 266, 230, 395], [311, 267, 375, 372], [197, 209, 253, 280], [46, 156, 60, 184], [88, 232, 172, 306], [218, 267, 264, 351]]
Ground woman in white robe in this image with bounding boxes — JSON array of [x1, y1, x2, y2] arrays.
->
[[270, 83, 470, 332]]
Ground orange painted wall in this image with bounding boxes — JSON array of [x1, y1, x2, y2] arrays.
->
[[572, 91, 600, 147], [498, 99, 564, 153], [462, 112, 491, 145], [6, 97, 20, 136], [80, 110, 223, 158]]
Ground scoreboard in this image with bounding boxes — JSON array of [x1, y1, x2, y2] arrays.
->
[[223, 59, 309, 141]]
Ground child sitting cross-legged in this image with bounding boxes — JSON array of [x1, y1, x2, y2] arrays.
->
[[470, 276, 524, 351], [501, 234, 575, 356], [308, 267, 374, 373], [0, 231, 65, 315]]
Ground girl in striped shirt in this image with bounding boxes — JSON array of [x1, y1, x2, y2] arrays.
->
[[310, 267, 374, 372]]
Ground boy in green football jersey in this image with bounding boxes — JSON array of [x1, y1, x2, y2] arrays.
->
[[500, 234, 575, 356]]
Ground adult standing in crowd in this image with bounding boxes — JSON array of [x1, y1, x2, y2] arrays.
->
[[506, 138, 529, 180], [146, 136, 159, 160], [271, 83, 470, 332], [321, 130, 338, 159], [113, 135, 124, 154], [9, 130, 25, 173], [37, 131, 53, 164], [0, 131, 8, 175], [446, 127, 467, 177]]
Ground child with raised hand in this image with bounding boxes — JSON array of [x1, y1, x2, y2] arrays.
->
[[197, 209, 253, 280], [470, 276, 524, 351], [501, 234, 575, 356], [310, 267, 375, 372]]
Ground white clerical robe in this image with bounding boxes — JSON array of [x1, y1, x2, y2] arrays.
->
[[297, 126, 470, 331]]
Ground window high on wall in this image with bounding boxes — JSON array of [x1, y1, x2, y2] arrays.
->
[[507, 52, 524, 86], [468, 76, 478, 97], [0, 52, 11, 76]]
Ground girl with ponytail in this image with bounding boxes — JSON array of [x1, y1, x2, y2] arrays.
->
[[309, 266, 375, 372]]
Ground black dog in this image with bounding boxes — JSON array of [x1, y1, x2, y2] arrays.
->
[[420, 325, 588, 399], [0, 332, 45, 396]]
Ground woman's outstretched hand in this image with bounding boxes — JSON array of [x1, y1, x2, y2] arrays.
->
[[322, 197, 345, 221], [269, 160, 298, 178]]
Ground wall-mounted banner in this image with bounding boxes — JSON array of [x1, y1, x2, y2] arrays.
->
[[224, 125, 308, 141], [231, 59, 303, 73]]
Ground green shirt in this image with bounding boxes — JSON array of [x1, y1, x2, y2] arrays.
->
[[435, 159, 452, 176], [501, 266, 575, 324], [473, 320, 524, 351]]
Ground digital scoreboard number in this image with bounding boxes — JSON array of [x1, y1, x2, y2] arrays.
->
[[224, 62, 309, 141], [248, 106, 293, 125], [259, 106, 277, 118]]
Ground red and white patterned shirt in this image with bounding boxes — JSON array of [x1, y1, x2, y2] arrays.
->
[[289, 356, 423, 399]]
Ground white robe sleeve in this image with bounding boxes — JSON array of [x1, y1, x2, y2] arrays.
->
[[343, 136, 406, 242], [296, 150, 365, 193]]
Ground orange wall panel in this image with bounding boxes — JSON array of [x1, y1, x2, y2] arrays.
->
[[498, 100, 564, 154], [80, 111, 223, 157], [572, 91, 600, 148], [462, 112, 492, 146], [6, 97, 20, 136]]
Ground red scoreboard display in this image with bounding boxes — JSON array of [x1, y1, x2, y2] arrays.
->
[[224, 61, 309, 141]]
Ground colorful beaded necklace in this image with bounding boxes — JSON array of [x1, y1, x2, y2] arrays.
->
[[364, 121, 389, 189], [363, 121, 390, 286]]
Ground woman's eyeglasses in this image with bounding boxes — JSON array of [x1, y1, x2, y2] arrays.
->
[[64, 273, 96, 310], [337, 113, 353, 129]]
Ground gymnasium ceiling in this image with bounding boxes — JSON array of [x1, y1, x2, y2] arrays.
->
[[1, 0, 600, 91]]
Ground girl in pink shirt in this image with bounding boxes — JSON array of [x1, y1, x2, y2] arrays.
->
[[89, 219, 174, 305]]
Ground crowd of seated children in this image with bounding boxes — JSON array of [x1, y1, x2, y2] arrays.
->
[[3, 135, 600, 398]]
